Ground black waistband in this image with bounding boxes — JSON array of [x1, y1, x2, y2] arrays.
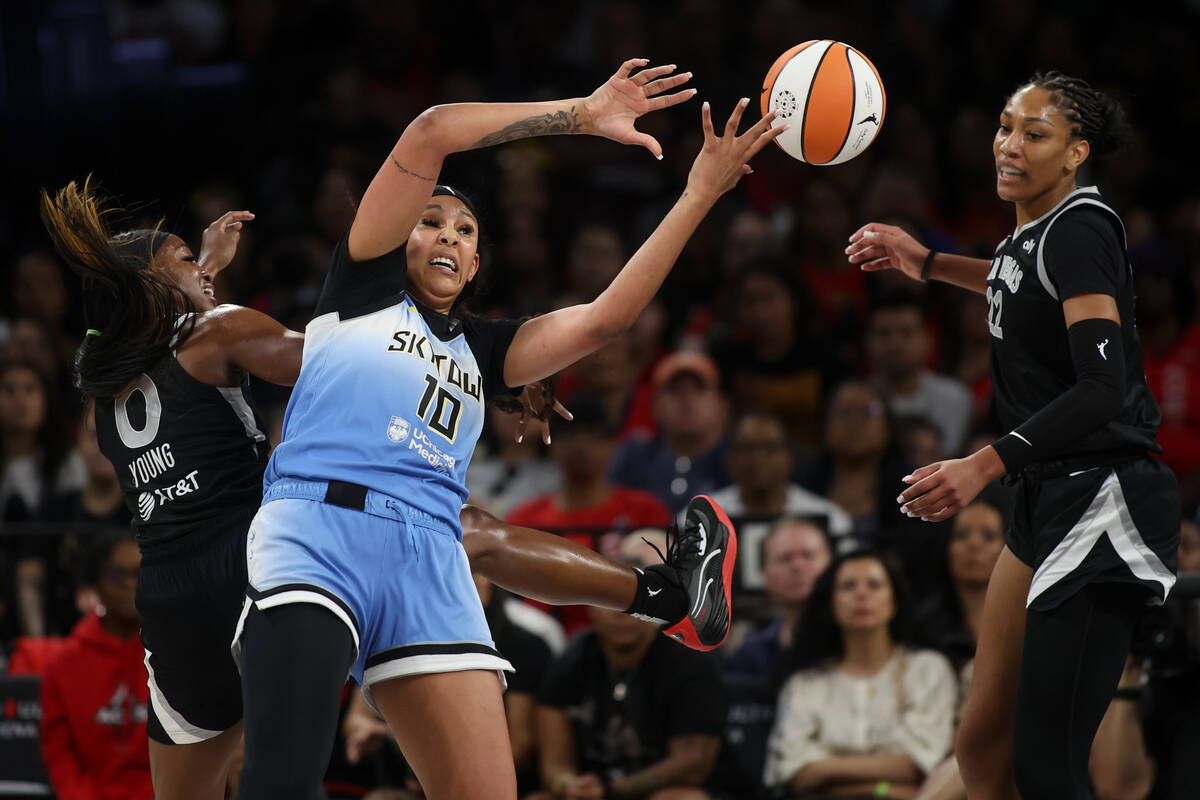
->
[[324, 480, 369, 511], [1013, 447, 1148, 482]]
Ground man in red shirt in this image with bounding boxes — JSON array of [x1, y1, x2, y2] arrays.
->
[[508, 397, 672, 633], [40, 531, 153, 800]]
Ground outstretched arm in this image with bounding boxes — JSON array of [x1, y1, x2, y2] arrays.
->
[[349, 59, 695, 261], [501, 100, 783, 387], [846, 223, 992, 296], [176, 305, 304, 388]]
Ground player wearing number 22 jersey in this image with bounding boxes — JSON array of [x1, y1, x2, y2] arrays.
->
[[240, 226, 524, 687]]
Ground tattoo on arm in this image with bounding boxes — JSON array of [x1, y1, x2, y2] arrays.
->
[[389, 157, 436, 182], [471, 107, 582, 149]]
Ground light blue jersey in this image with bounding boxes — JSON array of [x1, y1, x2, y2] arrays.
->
[[264, 232, 521, 534]]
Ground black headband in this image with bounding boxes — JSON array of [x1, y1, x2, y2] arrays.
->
[[432, 184, 479, 222]]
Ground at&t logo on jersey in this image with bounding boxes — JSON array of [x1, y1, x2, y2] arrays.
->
[[387, 416, 411, 442], [138, 492, 155, 521]]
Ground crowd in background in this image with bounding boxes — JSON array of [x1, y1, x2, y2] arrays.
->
[[2, 1, 1200, 798]]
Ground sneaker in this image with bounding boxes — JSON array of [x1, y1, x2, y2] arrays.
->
[[660, 495, 738, 651]]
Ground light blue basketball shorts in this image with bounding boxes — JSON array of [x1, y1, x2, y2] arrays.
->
[[233, 478, 512, 690]]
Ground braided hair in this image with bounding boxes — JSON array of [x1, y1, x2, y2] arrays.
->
[[1024, 71, 1132, 158]]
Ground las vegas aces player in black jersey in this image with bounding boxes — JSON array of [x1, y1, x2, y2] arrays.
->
[[847, 73, 1180, 800], [40, 177, 718, 800]]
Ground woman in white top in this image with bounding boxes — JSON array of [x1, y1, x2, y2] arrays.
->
[[764, 550, 956, 799]]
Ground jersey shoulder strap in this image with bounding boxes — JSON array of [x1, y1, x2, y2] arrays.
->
[[1033, 187, 1126, 300]]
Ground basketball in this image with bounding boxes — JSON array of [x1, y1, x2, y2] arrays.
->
[[761, 40, 886, 165]]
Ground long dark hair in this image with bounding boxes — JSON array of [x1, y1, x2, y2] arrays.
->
[[39, 177, 197, 399], [778, 549, 917, 679], [0, 358, 71, 505]]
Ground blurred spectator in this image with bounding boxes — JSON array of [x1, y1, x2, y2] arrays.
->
[[910, 501, 1007, 800], [799, 380, 917, 542], [508, 397, 671, 634], [610, 351, 730, 515], [710, 411, 853, 539], [764, 551, 956, 798], [565, 222, 627, 304], [711, 263, 834, 446], [1134, 240, 1200, 513], [466, 403, 559, 518], [556, 335, 656, 442], [40, 530, 151, 800], [476, 575, 553, 794], [895, 414, 948, 474], [48, 407, 129, 526], [532, 531, 726, 800], [727, 516, 833, 681], [1180, 518, 1200, 575], [942, 291, 994, 432], [866, 291, 972, 456], [0, 358, 79, 522], [8, 251, 75, 373], [917, 500, 1006, 671]]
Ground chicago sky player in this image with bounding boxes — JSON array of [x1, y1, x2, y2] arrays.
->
[[39, 161, 742, 800], [233, 61, 771, 799], [846, 73, 1179, 799]]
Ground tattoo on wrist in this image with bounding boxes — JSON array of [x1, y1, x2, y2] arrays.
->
[[471, 106, 581, 149], [389, 157, 436, 182]]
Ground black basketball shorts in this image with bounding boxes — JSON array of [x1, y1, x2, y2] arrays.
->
[[1007, 456, 1180, 612], [136, 515, 253, 744]]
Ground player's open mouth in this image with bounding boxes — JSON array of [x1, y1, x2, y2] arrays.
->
[[997, 165, 1024, 182], [430, 256, 458, 274]]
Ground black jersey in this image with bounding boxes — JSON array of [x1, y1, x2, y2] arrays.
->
[[95, 353, 269, 545], [985, 186, 1161, 461]]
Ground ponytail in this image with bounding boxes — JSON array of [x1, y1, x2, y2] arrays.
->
[[39, 177, 196, 399]]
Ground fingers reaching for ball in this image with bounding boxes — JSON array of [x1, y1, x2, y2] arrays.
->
[[690, 99, 785, 199]]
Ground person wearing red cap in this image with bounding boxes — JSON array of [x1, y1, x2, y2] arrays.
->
[[610, 350, 731, 514]]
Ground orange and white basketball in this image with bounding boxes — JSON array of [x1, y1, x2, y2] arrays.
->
[[761, 40, 886, 165]]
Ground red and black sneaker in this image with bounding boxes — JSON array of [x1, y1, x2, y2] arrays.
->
[[660, 495, 738, 651]]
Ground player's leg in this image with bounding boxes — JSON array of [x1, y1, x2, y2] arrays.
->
[[955, 546, 1031, 800], [1011, 583, 1143, 799], [461, 495, 737, 650], [461, 503, 636, 608], [234, 602, 356, 799], [138, 523, 255, 800], [370, 670, 517, 800], [149, 725, 243, 800]]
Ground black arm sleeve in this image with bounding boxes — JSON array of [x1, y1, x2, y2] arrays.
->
[[313, 229, 408, 319], [991, 317, 1126, 473]]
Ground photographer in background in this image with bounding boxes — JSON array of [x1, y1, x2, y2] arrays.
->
[[1091, 519, 1200, 800]]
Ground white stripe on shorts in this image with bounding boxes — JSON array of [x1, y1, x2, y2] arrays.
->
[[362, 651, 514, 688], [1026, 469, 1176, 608], [144, 649, 223, 744], [230, 589, 361, 674]]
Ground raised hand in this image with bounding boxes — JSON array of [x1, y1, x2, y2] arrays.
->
[[515, 379, 573, 445], [582, 58, 696, 158], [685, 99, 784, 201], [198, 210, 254, 276], [845, 223, 928, 282]]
